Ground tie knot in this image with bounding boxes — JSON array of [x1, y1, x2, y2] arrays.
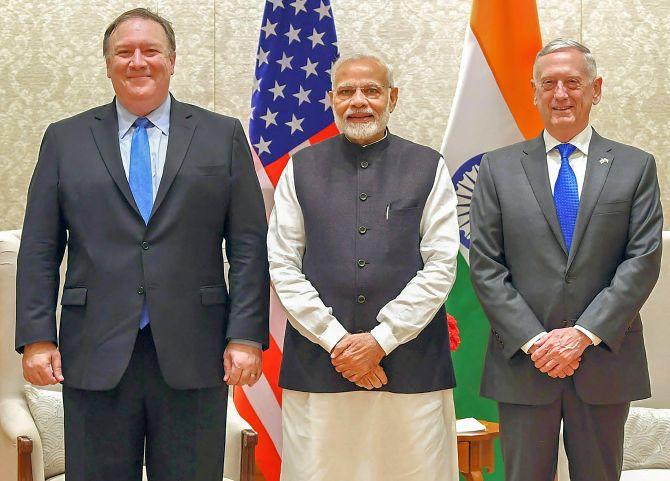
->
[[556, 143, 577, 160], [134, 117, 151, 129]]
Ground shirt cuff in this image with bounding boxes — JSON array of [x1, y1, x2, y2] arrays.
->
[[574, 325, 601, 346], [320, 321, 349, 353], [228, 339, 262, 349], [521, 332, 548, 354], [370, 322, 400, 355]]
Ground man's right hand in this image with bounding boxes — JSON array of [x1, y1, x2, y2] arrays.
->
[[22, 342, 64, 385]]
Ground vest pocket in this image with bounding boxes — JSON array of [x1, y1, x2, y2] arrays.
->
[[200, 285, 228, 305], [60, 287, 87, 306]]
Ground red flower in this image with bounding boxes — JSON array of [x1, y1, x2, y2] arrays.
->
[[447, 313, 460, 351]]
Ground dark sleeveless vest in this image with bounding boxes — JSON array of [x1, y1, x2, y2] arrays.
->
[[279, 133, 455, 393]]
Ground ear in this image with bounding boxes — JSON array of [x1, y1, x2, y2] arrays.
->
[[591, 76, 603, 105], [328, 90, 334, 107], [168, 52, 176, 75], [105, 57, 112, 79], [389, 87, 399, 112], [530, 78, 538, 105]]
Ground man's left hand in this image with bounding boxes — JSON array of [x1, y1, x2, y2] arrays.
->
[[331, 333, 385, 382], [224, 342, 262, 387], [530, 327, 592, 377]]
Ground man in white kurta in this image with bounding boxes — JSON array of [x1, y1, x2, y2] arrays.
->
[[268, 54, 460, 481]]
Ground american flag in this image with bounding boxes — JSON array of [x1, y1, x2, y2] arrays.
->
[[233, 1, 340, 479]]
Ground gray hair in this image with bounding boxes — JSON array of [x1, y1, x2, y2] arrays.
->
[[330, 53, 394, 88], [103, 8, 176, 59], [533, 38, 597, 82]]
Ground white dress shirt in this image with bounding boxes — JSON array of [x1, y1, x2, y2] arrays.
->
[[521, 125, 602, 353]]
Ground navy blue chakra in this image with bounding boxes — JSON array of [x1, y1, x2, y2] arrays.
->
[[450, 153, 483, 249]]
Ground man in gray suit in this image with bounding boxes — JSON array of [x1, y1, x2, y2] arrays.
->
[[470, 39, 663, 481]]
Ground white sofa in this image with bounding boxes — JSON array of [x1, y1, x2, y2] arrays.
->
[[0, 230, 257, 481], [557, 231, 670, 480]]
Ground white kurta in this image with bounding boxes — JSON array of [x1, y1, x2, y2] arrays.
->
[[268, 140, 461, 481]]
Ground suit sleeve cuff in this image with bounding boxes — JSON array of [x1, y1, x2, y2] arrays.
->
[[521, 332, 548, 354], [574, 325, 602, 346], [320, 321, 349, 353], [370, 322, 399, 355], [228, 339, 262, 349]]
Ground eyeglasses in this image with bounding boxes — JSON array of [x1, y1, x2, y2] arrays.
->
[[332, 84, 389, 100], [539, 78, 587, 92]]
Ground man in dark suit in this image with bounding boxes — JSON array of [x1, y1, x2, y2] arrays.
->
[[15, 8, 269, 481], [470, 39, 663, 481]]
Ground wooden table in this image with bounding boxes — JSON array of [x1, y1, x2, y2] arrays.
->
[[457, 420, 500, 481]]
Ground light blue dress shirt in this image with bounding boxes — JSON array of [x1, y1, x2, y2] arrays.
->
[[116, 96, 171, 200]]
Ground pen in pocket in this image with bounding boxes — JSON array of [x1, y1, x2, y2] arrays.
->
[[385, 203, 390, 220]]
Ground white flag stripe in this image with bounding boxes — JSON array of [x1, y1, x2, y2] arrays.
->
[[441, 26, 524, 175], [243, 374, 284, 453], [441, 26, 525, 263]]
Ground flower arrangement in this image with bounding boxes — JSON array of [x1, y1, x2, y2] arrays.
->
[[447, 313, 460, 351]]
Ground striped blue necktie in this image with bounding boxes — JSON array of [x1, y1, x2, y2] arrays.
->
[[553, 143, 579, 252], [128, 117, 153, 329]]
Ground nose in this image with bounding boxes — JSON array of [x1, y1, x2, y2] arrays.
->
[[129, 48, 147, 68], [350, 88, 368, 107], [554, 81, 569, 99]]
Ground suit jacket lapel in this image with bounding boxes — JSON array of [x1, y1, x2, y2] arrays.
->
[[150, 97, 196, 219], [567, 129, 614, 268], [90, 101, 142, 219], [520, 135, 568, 255]]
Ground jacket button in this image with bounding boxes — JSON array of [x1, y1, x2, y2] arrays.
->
[[360, 161, 369, 169], [357, 295, 366, 304], [141, 241, 149, 250], [359, 193, 368, 201], [562, 320, 569, 327], [137, 286, 145, 295], [358, 226, 367, 235], [357, 259, 366, 268]]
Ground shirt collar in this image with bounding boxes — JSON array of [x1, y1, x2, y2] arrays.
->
[[116, 95, 171, 140], [543, 124, 593, 156]]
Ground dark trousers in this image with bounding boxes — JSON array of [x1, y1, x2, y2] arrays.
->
[[63, 327, 228, 481], [498, 379, 629, 481]]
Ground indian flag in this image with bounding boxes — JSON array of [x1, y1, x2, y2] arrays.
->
[[441, 1, 543, 479]]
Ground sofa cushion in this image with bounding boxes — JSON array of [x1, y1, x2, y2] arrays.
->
[[24, 385, 65, 478], [624, 407, 670, 470]]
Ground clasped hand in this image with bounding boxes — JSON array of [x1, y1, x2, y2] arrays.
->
[[529, 327, 592, 378], [330, 333, 387, 390]]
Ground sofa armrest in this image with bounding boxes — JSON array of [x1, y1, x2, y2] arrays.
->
[[623, 407, 670, 470], [0, 397, 47, 481]]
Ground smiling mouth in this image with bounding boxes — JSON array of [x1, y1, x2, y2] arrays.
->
[[347, 114, 374, 122], [553, 106, 572, 111]]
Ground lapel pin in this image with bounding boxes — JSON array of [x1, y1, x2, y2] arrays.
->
[[599, 157, 609, 165]]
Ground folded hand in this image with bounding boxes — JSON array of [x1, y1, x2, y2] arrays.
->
[[330, 333, 385, 383]]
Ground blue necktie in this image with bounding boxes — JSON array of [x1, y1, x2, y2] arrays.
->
[[128, 117, 153, 329], [553, 143, 579, 252]]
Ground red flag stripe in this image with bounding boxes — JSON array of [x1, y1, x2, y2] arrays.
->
[[234, 388, 282, 480]]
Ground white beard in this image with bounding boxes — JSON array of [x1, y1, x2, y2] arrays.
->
[[334, 98, 391, 143]]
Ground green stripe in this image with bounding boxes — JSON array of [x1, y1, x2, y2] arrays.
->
[[447, 253, 503, 480]]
